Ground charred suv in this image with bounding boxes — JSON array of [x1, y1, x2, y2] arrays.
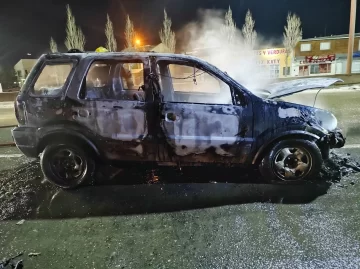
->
[[12, 51, 345, 188]]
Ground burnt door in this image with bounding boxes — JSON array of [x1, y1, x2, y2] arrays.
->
[[74, 58, 152, 161], [156, 61, 253, 163]]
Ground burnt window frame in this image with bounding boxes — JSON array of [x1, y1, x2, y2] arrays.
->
[[28, 58, 78, 98], [78, 57, 147, 101], [155, 58, 236, 106]]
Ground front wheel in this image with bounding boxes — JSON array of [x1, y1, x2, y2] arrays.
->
[[40, 143, 95, 189], [259, 139, 323, 183]]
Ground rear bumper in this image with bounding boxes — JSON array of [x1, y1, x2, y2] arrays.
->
[[11, 126, 39, 158]]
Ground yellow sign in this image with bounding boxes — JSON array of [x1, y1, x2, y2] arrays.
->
[[95, 47, 109, 52], [254, 47, 291, 78]]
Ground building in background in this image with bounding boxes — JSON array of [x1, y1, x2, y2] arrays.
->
[[14, 59, 37, 86], [185, 46, 292, 79], [293, 34, 360, 77], [253, 47, 291, 78]]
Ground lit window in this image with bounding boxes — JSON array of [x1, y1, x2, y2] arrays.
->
[[269, 65, 279, 78], [300, 44, 311, 51], [282, 67, 290, 76], [320, 42, 331, 50], [310, 63, 331, 74]]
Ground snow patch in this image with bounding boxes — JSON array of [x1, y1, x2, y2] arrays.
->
[[278, 107, 301, 118]]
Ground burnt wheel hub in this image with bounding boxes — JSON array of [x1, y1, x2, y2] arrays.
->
[[51, 149, 85, 181], [273, 147, 312, 180], [284, 155, 299, 169]]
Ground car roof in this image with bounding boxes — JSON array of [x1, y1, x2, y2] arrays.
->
[[45, 51, 205, 62]]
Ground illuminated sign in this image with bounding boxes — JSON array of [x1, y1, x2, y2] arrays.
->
[[304, 55, 335, 63], [254, 48, 287, 56], [256, 59, 281, 65]]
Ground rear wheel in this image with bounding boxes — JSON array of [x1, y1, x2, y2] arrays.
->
[[40, 143, 95, 189], [259, 139, 323, 183]]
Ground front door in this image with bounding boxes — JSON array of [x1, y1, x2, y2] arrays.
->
[[155, 59, 253, 164], [73, 57, 152, 161]]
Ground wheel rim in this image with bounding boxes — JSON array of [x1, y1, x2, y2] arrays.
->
[[272, 146, 313, 181], [50, 148, 86, 183]]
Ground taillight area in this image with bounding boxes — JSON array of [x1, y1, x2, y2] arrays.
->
[[14, 100, 26, 125]]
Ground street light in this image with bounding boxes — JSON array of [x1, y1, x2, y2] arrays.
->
[[135, 39, 141, 46]]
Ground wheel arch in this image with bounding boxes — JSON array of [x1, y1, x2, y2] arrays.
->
[[37, 130, 101, 159], [252, 131, 320, 165]]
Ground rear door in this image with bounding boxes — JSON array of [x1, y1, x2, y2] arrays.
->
[[155, 58, 254, 164], [73, 56, 153, 161]]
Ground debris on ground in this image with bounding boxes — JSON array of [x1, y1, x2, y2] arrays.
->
[[16, 219, 25, 225], [317, 151, 360, 182], [0, 159, 56, 220], [28, 252, 41, 257], [147, 170, 159, 184]]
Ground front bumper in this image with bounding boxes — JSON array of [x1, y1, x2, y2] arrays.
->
[[328, 128, 346, 149], [316, 128, 345, 160]]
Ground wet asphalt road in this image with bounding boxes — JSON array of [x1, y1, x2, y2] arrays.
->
[[1, 87, 360, 268]]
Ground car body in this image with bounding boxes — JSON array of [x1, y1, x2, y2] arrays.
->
[[12, 51, 345, 188]]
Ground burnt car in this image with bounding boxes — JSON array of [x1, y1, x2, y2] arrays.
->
[[12, 51, 345, 188]]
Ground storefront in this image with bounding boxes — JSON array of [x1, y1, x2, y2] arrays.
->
[[333, 53, 360, 74], [293, 54, 336, 77], [254, 48, 291, 78]]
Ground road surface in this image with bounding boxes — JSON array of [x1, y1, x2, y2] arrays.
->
[[0, 86, 360, 268]]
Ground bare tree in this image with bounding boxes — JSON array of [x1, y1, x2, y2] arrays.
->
[[159, 9, 176, 53], [221, 6, 236, 45], [283, 12, 302, 76], [105, 14, 117, 52], [64, 4, 86, 51], [242, 9, 257, 49], [49, 37, 58, 53], [124, 15, 135, 50]]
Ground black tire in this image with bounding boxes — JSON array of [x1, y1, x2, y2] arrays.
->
[[40, 143, 95, 189], [259, 139, 323, 183]]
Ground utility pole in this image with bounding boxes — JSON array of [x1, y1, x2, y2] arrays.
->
[[346, 0, 357, 75]]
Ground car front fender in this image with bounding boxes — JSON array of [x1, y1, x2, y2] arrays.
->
[[252, 130, 322, 165]]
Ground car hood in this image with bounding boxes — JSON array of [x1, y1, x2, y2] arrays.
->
[[256, 77, 343, 99]]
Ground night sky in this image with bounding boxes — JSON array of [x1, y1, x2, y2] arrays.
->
[[0, 0, 358, 66]]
